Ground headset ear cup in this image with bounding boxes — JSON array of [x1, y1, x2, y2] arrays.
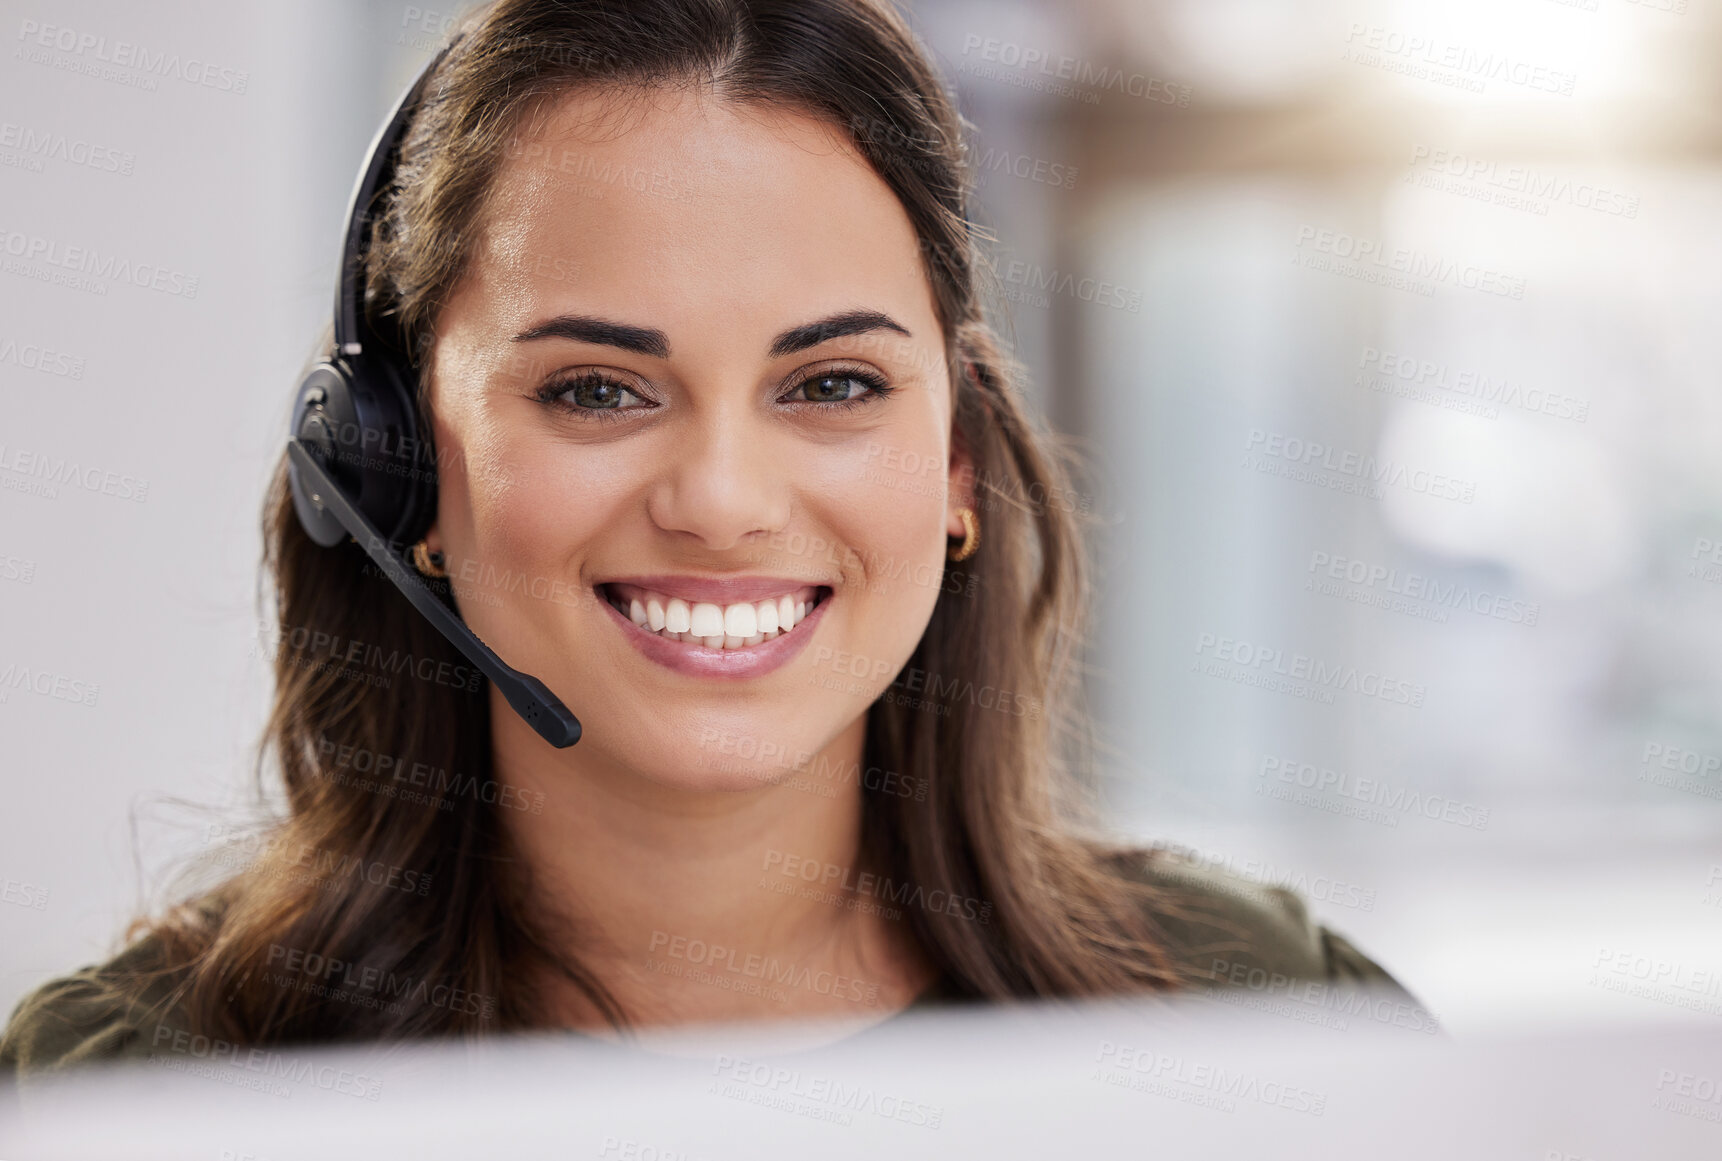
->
[[366, 351, 438, 545], [289, 364, 359, 547], [288, 356, 437, 550], [293, 32, 447, 558]]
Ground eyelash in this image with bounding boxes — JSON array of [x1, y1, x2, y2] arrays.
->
[[533, 365, 896, 423]]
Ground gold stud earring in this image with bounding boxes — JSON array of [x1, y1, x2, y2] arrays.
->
[[410, 540, 448, 578], [947, 507, 980, 563]]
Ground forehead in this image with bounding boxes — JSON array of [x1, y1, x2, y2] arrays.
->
[[465, 82, 938, 344]]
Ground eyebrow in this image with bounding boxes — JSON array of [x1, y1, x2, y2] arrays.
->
[[767, 309, 911, 358], [510, 315, 669, 358], [509, 308, 911, 360]]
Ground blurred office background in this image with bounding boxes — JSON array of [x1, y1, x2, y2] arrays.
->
[[2, 0, 1719, 1036]]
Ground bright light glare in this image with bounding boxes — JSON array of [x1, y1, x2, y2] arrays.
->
[[1354, 0, 1658, 105]]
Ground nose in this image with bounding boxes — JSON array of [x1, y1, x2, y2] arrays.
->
[[646, 401, 793, 551]]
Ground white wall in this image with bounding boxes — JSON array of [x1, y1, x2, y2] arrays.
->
[[0, 0, 448, 1019]]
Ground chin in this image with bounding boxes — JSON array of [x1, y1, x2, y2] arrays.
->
[[653, 761, 815, 796], [508, 674, 847, 791]]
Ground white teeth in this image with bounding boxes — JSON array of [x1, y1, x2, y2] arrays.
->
[[666, 598, 691, 634], [689, 602, 725, 638], [611, 587, 822, 649], [724, 603, 758, 638]]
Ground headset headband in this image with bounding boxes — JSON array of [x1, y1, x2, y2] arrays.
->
[[336, 40, 460, 360]]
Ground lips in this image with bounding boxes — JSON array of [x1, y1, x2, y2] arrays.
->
[[595, 577, 833, 679]]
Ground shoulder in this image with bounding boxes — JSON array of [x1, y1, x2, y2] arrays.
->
[[1, 907, 211, 1083], [1106, 845, 1414, 999]]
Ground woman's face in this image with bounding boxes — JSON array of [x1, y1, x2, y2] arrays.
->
[[426, 83, 971, 790]]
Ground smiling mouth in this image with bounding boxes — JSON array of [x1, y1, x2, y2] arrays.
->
[[597, 582, 831, 650]]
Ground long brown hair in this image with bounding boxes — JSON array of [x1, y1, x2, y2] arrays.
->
[[133, 0, 1186, 1046]]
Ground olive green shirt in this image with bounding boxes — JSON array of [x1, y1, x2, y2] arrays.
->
[[0, 850, 1424, 1083]]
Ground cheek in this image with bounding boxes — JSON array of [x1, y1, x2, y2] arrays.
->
[[787, 437, 952, 694], [462, 432, 637, 566], [435, 426, 645, 645], [849, 434, 953, 587]]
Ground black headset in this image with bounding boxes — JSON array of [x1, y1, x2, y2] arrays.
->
[[285, 39, 582, 749]]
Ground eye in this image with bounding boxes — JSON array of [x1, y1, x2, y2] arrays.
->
[[782, 366, 896, 411], [534, 370, 653, 419]]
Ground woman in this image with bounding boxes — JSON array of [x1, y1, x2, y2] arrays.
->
[[2, 0, 1417, 1075]]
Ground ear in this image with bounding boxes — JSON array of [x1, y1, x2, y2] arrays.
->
[[417, 518, 444, 556], [947, 415, 977, 540]]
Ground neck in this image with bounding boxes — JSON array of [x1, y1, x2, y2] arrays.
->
[[489, 701, 933, 1033]]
